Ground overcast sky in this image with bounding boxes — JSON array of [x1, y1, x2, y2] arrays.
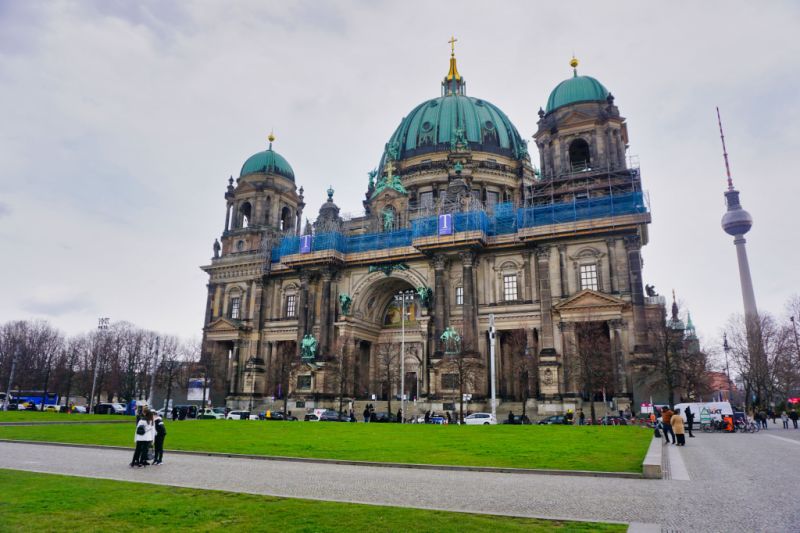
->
[[1, 1, 798, 355]]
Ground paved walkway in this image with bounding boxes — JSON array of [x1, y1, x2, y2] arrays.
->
[[2, 430, 799, 532]]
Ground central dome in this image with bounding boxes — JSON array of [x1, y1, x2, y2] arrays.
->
[[240, 146, 295, 181], [384, 94, 527, 162], [381, 51, 527, 165]]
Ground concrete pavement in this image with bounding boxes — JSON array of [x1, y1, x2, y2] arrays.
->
[[1, 430, 799, 532]]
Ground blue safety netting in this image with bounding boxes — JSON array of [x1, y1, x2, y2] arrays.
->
[[271, 191, 646, 262]]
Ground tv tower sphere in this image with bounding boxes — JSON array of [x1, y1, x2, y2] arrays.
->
[[721, 189, 753, 237]]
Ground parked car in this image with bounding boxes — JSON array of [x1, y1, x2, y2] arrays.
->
[[173, 405, 198, 420], [94, 403, 126, 415], [226, 410, 257, 420], [598, 415, 628, 426], [502, 414, 532, 425], [463, 412, 497, 425], [371, 412, 397, 423], [264, 411, 298, 421], [319, 410, 350, 422], [537, 415, 567, 425], [42, 405, 63, 413], [303, 413, 320, 421], [197, 408, 225, 420], [71, 405, 87, 414]]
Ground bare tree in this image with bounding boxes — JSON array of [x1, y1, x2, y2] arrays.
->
[[269, 342, 299, 415], [726, 312, 793, 411], [440, 350, 484, 424], [327, 334, 354, 415], [568, 321, 615, 423], [506, 329, 537, 414], [375, 342, 401, 415]]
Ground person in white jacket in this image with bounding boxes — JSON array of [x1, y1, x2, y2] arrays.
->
[[131, 410, 154, 467]]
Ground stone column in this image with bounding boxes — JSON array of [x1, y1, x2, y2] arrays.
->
[[297, 272, 311, 356], [559, 322, 577, 394], [625, 235, 648, 350], [608, 319, 627, 394], [616, 130, 626, 168], [224, 202, 232, 232], [536, 246, 556, 355], [318, 269, 333, 356], [558, 245, 568, 297], [433, 255, 448, 353], [204, 283, 215, 326], [522, 252, 532, 301], [606, 238, 618, 293], [460, 251, 477, 352]]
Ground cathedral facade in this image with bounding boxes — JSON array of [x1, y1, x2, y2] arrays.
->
[[200, 49, 656, 414]]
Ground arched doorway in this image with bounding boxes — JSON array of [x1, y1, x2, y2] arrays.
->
[[345, 271, 431, 401]]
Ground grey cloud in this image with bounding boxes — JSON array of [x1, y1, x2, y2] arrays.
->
[[21, 291, 94, 317]]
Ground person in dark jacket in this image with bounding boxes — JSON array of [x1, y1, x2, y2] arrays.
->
[[153, 413, 167, 465], [790, 409, 798, 429], [684, 406, 695, 438]]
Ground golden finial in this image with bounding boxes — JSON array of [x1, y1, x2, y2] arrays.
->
[[448, 35, 458, 57], [446, 36, 461, 82], [268, 131, 276, 143], [569, 55, 579, 69]]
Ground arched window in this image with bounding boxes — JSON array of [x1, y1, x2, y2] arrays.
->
[[569, 139, 591, 171], [280, 206, 293, 232], [240, 202, 252, 228]]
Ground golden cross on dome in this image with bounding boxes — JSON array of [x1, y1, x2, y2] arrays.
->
[[448, 35, 458, 57], [385, 160, 396, 180]]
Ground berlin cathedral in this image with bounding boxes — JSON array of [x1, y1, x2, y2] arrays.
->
[[201, 43, 660, 416]]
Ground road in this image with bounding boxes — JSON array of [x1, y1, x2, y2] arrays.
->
[[1, 428, 799, 532]]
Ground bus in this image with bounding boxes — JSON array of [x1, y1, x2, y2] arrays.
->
[[9, 391, 59, 409]]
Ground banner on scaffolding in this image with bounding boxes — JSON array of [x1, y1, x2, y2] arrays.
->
[[438, 214, 453, 236], [299, 235, 312, 253]]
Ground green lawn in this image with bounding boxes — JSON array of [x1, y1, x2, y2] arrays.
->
[[0, 469, 624, 532], [0, 412, 123, 423], [0, 421, 651, 472]]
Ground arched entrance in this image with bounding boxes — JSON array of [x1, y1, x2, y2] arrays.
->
[[342, 271, 431, 400]]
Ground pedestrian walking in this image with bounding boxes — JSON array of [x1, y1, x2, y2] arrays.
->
[[424, 410, 431, 424], [671, 410, 686, 446], [171, 406, 178, 421], [781, 411, 789, 429], [363, 406, 370, 423], [684, 406, 695, 438], [396, 408, 402, 423], [790, 409, 798, 429], [662, 408, 676, 444], [131, 411, 154, 467], [758, 409, 768, 430], [153, 412, 167, 465], [578, 409, 585, 426]]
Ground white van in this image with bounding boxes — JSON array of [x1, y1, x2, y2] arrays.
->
[[674, 401, 733, 422]]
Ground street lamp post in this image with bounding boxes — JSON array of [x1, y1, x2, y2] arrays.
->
[[245, 357, 256, 413], [394, 289, 415, 424], [89, 317, 110, 415], [3, 348, 19, 411], [723, 332, 732, 403]]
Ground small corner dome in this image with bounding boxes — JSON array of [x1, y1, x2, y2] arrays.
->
[[240, 148, 295, 181], [546, 69, 610, 113]]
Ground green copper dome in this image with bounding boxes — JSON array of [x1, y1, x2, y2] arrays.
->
[[546, 72, 610, 113], [240, 147, 295, 181], [383, 94, 528, 163]]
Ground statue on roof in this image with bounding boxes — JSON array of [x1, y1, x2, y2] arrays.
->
[[213, 239, 221, 258], [339, 293, 352, 316]]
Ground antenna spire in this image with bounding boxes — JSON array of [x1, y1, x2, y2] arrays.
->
[[716, 107, 734, 191]]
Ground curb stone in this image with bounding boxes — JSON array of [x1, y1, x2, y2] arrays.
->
[[0, 438, 643, 479]]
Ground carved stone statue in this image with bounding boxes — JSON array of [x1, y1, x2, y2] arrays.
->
[[645, 284, 658, 297], [367, 168, 377, 189], [338, 293, 352, 316], [382, 208, 394, 231], [301, 334, 318, 361], [440, 326, 461, 354], [213, 239, 221, 258]]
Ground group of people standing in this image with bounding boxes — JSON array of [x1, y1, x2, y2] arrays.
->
[[130, 408, 167, 467], [653, 406, 693, 446]]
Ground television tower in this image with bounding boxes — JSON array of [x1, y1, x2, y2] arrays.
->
[[717, 108, 758, 319]]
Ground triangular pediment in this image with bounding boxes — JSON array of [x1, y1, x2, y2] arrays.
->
[[554, 290, 627, 312], [560, 110, 595, 126], [205, 317, 243, 333]]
